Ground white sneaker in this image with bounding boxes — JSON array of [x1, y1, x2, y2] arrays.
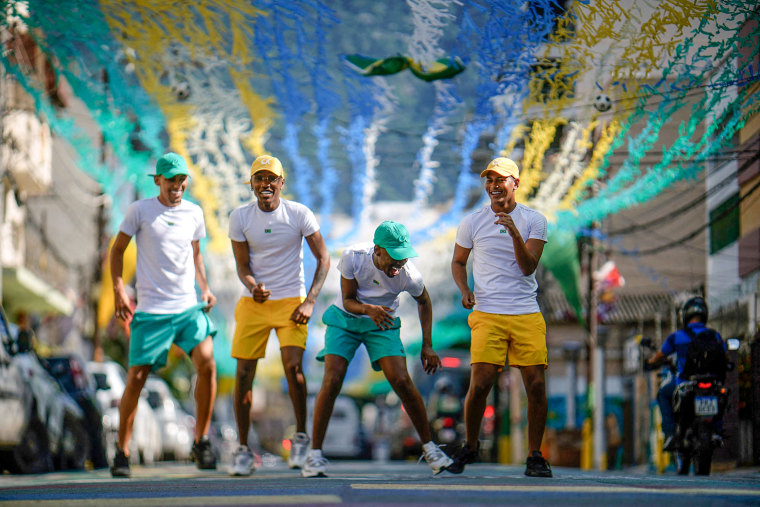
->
[[301, 450, 328, 478], [288, 432, 310, 469], [229, 445, 254, 476], [422, 441, 453, 475]]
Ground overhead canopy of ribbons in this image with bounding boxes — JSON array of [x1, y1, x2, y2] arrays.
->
[[3, 1, 758, 377]]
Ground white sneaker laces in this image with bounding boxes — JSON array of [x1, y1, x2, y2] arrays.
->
[[421, 445, 445, 464]]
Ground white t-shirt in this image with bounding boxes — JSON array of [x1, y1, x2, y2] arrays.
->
[[119, 198, 206, 314], [336, 244, 425, 318], [228, 199, 319, 300], [455, 203, 548, 314]]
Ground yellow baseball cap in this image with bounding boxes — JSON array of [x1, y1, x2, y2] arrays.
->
[[245, 155, 284, 183], [480, 157, 519, 179]]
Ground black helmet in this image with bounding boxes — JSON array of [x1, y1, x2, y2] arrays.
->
[[682, 296, 708, 329]]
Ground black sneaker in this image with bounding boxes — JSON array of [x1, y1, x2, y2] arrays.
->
[[111, 448, 130, 478], [446, 442, 479, 474], [191, 436, 217, 470], [525, 454, 553, 477]]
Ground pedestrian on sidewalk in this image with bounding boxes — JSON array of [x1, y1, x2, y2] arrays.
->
[[228, 154, 330, 477], [110, 152, 218, 478], [302, 221, 453, 478], [450, 157, 552, 477]]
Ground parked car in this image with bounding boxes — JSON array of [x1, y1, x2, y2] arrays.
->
[[13, 351, 91, 471], [88, 360, 162, 465], [42, 354, 109, 468], [144, 375, 194, 461], [0, 305, 41, 473], [0, 305, 90, 473], [306, 395, 364, 458]]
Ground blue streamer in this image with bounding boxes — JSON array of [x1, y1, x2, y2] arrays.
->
[[253, 6, 315, 208]]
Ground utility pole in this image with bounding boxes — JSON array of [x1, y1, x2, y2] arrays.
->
[[586, 220, 606, 470], [563, 341, 581, 429], [0, 48, 5, 303]]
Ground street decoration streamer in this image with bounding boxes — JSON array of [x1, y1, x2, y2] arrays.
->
[[2, 0, 759, 330], [406, 0, 462, 212]]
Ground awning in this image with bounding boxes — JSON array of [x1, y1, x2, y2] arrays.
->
[[1, 266, 74, 317]]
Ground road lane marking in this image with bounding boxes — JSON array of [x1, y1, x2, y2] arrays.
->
[[0, 495, 342, 506], [351, 484, 760, 497]]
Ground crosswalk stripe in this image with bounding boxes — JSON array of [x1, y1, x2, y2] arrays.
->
[[1, 495, 342, 506], [351, 484, 760, 497]]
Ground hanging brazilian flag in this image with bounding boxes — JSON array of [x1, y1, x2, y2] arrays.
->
[[408, 56, 466, 82], [345, 54, 465, 81]]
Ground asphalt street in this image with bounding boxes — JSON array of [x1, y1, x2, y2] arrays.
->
[[1, 460, 759, 506]]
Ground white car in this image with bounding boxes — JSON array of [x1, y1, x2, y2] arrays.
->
[[306, 395, 363, 458], [87, 360, 162, 465], [144, 375, 194, 461]]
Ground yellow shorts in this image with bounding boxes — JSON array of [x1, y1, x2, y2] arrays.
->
[[231, 296, 307, 360], [468, 310, 547, 368]]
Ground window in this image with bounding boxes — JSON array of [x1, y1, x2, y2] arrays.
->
[[709, 193, 740, 254]]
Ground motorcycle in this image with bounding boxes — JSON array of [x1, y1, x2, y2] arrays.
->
[[672, 374, 728, 475], [641, 336, 730, 476], [428, 380, 464, 447], [431, 414, 464, 446]]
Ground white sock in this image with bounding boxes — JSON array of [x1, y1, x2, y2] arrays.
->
[[309, 449, 323, 458]]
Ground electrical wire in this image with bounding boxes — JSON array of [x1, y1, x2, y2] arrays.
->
[[619, 175, 760, 256], [606, 149, 759, 236]]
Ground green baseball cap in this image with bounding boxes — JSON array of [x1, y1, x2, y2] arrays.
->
[[152, 152, 189, 178], [373, 221, 418, 261]]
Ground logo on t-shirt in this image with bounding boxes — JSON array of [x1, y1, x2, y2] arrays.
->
[[264, 228, 271, 233], [500, 229, 507, 234], [167, 221, 175, 226], [372, 279, 380, 285]]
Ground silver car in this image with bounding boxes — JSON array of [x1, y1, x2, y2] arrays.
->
[[0, 306, 38, 473], [144, 375, 194, 461], [88, 360, 162, 465], [0, 305, 89, 473]]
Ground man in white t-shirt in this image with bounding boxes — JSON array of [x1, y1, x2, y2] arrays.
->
[[110, 152, 218, 477], [301, 221, 453, 478], [450, 157, 552, 477], [227, 155, 330, 476]]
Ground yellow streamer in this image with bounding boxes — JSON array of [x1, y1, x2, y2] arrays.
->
[[560, 119, 622, 210], [516, 118, 566, 202], [509, 0, 710, 220], [100, 0, 273, 252]]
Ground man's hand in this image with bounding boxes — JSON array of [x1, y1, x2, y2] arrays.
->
[[420, 344, 441, 375], [201, 289, 217, 312], [366, 305, 395, 330], [114, 287, 134, 321], [494, 212, 520, 238], [461, 290, 475, 309], [644, 350, 665, 371], [290, 300, 314, 325], [251, 282, 271, 303]]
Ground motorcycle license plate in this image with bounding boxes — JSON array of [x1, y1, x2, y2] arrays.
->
[[694, 396, 718, 416]]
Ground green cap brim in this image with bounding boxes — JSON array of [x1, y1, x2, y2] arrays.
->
[[151, 168, 188, 178], [386, 245, 418, 260]]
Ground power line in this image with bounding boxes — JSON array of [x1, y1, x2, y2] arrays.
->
[[606, 149, 760, 236], [619, 176, 760, 256]]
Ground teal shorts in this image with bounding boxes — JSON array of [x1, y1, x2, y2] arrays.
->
[[129, 303, 217, 370], [316, 305, 404, 372]]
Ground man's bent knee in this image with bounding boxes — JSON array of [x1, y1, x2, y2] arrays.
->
[[196, 357, 216, 376]]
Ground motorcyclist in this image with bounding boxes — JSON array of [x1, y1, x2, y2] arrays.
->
[[646, 296, 727, 451]]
